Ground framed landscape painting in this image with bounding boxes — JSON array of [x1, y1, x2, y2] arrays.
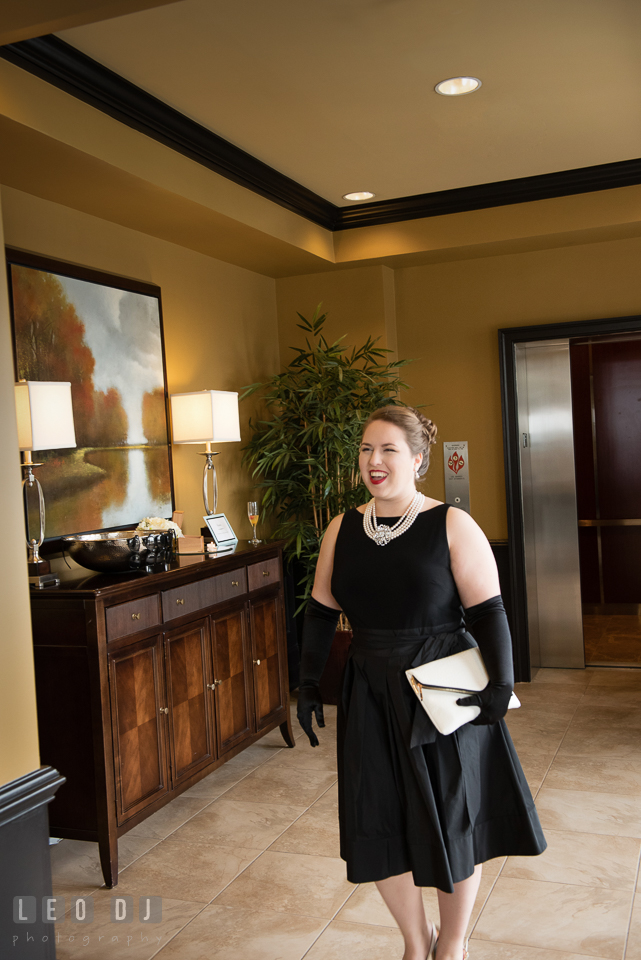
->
[[7, 249, 174, 543]]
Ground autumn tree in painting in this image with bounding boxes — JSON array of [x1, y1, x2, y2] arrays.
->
[[142, 387, 168, 445], [11, 266, 129, 447], [93, 389, 129, 446]]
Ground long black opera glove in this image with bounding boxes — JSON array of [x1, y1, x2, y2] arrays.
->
[[297, 596, 340, 747], [457, 595, 515, 725]]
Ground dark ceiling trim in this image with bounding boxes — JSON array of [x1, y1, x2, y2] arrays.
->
[[339, 157, 641, 229], [2, 35, 641, 233], [0, 35, 339, 230]]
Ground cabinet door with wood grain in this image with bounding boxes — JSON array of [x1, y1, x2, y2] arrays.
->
[[164, 617, 216, 785], [249, 593, 286, 730], [210, 604, 253, 756], [108, 635, 170, 825]]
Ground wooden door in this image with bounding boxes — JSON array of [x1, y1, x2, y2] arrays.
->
[[108, 635, 170, 825], [211, 604, 253, 755], [572, 339, 641, 604], [164, 618, 216, 785], [249, 593, 286, 730]]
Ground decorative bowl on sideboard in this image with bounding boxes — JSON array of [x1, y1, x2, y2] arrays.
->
[[62, 530, 175, 572]]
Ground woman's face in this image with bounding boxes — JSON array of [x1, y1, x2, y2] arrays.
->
[[359, 420, 422, 500]]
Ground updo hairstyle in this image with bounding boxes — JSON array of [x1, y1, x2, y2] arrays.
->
[[363, 406, 437, 478]]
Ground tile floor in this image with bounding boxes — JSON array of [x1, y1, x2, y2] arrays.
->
[[50, 667, 641, 960]]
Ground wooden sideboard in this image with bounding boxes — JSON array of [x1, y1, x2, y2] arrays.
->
[[29, 540, 294, 887]]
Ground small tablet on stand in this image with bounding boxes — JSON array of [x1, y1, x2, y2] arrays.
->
[[203, 513, 238, 553]]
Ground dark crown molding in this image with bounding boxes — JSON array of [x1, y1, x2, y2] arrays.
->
[[339, 157, 641, 229], [0, 35, 339, 230], [2, 35, 641, 233]]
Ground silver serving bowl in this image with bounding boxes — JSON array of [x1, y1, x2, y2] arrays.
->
[[62, 530, 174, 573]]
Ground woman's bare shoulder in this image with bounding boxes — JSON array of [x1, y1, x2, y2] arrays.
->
[[445, 504, 492, 551], [313, 514, 346, 608], [320, 512, 346, 547], [445, 507, 499, 605], [420, 496, 444, 512], [327, 512, 346, 531]]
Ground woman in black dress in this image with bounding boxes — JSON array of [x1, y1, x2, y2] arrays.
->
[[297, 406, 546, 960]]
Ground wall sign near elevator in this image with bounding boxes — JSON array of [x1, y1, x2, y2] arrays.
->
[[443, 441, 470, 514]]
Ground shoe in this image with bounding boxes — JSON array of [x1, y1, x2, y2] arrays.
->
[[432, 937, 468, 960], [427, 922, 439, 959]]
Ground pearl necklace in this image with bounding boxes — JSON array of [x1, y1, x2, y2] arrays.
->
[[363, 492, 424, 546]]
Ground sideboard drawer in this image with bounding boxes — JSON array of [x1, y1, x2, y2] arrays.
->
[[106, 594, 161, 640], [247, 557, 280, 592], [162, 578, 214, 622], [210, 567, 247, 604], [162, 568, 248, 621]]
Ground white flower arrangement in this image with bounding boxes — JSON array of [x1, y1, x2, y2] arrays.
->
[[136, 517, 184, 538]]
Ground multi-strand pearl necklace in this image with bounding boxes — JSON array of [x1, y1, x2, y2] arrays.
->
[[363, 491, 424, 546]]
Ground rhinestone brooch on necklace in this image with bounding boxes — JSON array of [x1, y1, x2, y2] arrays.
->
[[363, 492, 424, 546]]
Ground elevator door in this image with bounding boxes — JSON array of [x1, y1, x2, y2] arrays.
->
[[515, 340, 585, 669], [570, 336, 641, 665]]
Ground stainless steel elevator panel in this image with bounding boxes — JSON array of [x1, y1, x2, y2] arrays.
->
[[516, 340, 585, 669], [443, 441, 470, 513]]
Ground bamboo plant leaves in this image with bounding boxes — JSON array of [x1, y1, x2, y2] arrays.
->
[[241, 306, 413, 606]]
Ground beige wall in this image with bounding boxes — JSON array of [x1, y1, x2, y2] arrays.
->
[[276, 235, 641, 539], [0, 187, 42, 788], [276, 264, 398, 367], [1, 184, 280, 544]]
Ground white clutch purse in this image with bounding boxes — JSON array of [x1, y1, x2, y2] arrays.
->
[[406, 647, 520, 736]]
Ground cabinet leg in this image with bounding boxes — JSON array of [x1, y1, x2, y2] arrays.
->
[[280, 712, 296, 748], [99, 831, 119, 888]]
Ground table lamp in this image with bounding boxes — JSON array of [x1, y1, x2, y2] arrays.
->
[[169, 390, 241, 515], [14, 380, 77, 587]]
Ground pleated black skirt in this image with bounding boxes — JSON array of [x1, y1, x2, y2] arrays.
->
[[337, 625, 547, 893]]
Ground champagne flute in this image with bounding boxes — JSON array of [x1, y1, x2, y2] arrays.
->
[[247, 501, 261, 545]]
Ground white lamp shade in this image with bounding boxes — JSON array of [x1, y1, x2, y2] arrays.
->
[[170, 390, 241, 444], [15, 381, 77, 452]]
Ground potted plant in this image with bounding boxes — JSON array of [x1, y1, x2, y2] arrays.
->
[[241, 306, 413, 697]]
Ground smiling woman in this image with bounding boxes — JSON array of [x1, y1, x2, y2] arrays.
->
[[360, 406, 437, 499], [297, 403, 546, 960]]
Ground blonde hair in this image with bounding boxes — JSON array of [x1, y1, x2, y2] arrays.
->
[[363, 406, 437, 477]]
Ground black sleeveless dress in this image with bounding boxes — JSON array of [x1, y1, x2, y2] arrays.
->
[[330, 504, 546, 892]]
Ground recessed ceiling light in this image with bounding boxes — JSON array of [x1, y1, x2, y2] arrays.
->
[[342, 191, 376, 201], [435, 76, 482, 96]]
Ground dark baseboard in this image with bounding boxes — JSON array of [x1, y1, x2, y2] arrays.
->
[[0, 767, 65, 960]]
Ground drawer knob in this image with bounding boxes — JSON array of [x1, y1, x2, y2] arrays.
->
[[232, 580, 239, 587], [262, 570, 270, 577], [253, 659, 261, 665], [131, 613, 140, 621], [176, 598, 185, 605], [206, 682, 215, 690], [214, 679, 222, 685], [160, 707, 169, 715]]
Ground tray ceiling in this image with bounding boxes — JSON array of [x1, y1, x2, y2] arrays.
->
[[55, 0, 641, 207]]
